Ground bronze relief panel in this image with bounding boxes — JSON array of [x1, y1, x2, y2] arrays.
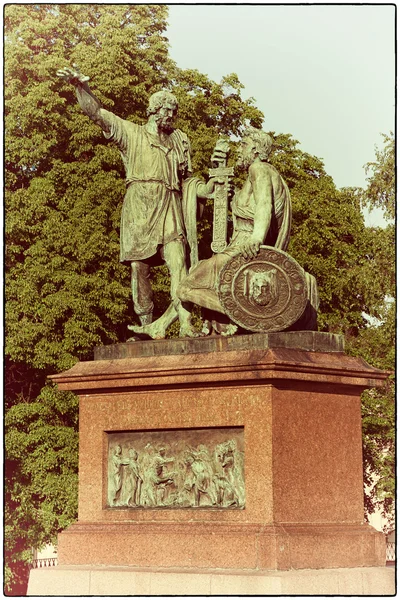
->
[[107, 427, 245, 509]]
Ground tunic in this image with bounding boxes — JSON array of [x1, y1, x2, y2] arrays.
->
[[102, 110, 192, 263]]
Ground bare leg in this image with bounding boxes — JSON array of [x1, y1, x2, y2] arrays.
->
[[177, 256, 238, 336], [128, 239, 202, 339], [178, 281, 224, 313], [130, 261, 153, 325], [163, 239, 202, 337]]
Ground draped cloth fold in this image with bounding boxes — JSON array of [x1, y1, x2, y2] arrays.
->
[[275, 179, 292, 251], [182, 177, 205, 269]]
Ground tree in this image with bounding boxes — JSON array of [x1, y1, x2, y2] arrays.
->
[[356, 303, 395, 531], [349, 132, 395, 531], [362, 132, 395, 221], [267, 134, 389, 337], [5, 4, 394, 593], [4, 5, 170, 593], [4, 4, 263, 593], [5, 387, 79, 594]]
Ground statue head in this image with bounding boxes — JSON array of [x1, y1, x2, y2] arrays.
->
[[128, 448, 138, 460], [238, 127, 273, 167], [185, 453, 194, 465], [147, 90, 178, 132], [247, 269, 278, 307], [114, 444, 122, 455]]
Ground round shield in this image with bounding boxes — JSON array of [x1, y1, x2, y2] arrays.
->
[[218, 246, 308, 333]]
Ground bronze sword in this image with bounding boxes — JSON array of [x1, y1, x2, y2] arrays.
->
[[208, 139, 234, 254]]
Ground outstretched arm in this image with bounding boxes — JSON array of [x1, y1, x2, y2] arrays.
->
[[57, 64, 111, 134]]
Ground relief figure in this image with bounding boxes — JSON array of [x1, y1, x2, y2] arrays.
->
[[111, 445, 124, 506], [125, 448, 143, 506], [108, 437, 245, 509], [214, 440, 245, 507], [147, 446, 176, 506], [186, 445, 218, 507]]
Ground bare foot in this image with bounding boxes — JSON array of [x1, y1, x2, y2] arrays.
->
[[220, 323, 238, 336], [201, 320, 212, 335], [127, 322, 166, 340], [209, 321, 238, 336], [179, 324, 206, 338]]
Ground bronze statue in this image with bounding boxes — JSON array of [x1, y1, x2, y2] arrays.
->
[[177, 126, 319, 334], [57, 64, 318, 337], [57, 65, 218, 339], [107, 438, 245, 509]]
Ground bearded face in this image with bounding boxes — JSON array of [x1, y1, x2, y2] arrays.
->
[[237, 137, 256, 168], [248, 270, 278, 307], [155, 101, 177, 132]]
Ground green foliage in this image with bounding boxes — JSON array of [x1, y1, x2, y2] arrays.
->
[[351, 132, 395, 529], [5, 385, 79, 594], [362, 132, 395, 221], [5, 5, 265, 592], [267, 134, 389, 338], [5, 4, 394, 592], [361, 374, 394, 532], [5, 4, 171, 592]]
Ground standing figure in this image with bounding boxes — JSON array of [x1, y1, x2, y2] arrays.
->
[[214, 441, 241, 507], [125, 448, 143, 506], [57, 65, 216, 338], [110, 445, 124, 506], [190, 445, 218, 507], [139, 443, 156, 507], [147, 447, 176, 506], [179, 454, 196, 506]]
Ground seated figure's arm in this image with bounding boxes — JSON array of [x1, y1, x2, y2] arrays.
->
[[240, 162, 273, 259], [251, 162, 273, 242]]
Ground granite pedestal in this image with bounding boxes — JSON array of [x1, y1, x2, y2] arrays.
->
[[27, 332, 393, 595]]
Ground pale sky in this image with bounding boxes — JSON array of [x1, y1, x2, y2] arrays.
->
[[166, 4, 395, 226]]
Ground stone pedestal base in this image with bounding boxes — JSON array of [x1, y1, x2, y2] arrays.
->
[[27, 565, 395, 596], [58, 522, 384, 571], [33, 333, 389, 593]]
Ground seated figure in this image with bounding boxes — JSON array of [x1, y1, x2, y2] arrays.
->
[[177, 126, 318, 334]]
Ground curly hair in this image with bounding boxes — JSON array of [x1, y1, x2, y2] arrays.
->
[[147, 90, 178, 116], [243, 126, 273, 161]]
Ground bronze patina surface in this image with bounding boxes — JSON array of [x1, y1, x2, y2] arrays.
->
[[94, 331, 345, 360], [107, 427, 244, 509], [218, 246, 308, 332]]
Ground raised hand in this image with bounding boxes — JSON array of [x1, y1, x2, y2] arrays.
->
[[211, 138, 230, 167], [56, 63, 90, 86]]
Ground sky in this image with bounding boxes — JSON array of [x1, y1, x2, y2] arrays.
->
[[165, 4, 395, 226]]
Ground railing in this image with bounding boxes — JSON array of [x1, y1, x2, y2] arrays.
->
[[31, 557, 58, 569], [386, 541, 395, 563], [29, 544, 395, 568]]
